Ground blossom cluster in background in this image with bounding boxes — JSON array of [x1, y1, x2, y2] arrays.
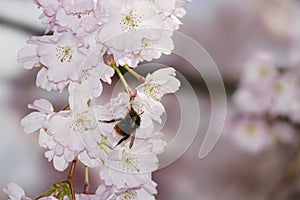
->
[[4, 0, 190, 199], [225, 6, 300, 156], [227, 52, 300, 154]]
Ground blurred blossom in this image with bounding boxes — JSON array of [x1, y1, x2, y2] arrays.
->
[[230, 117, 271, 154], [260, 0, 293, 39], [232, 52, 276, 115], [240, 52, 278, 91], [228, 113, 297, 154], [233, 51, 300, 124], [270, 70, 297, 118], [232, 87, 272, 116], [270, 68, 300, 124], [229, 50, 300, 155], [270, 121, 295, 145]]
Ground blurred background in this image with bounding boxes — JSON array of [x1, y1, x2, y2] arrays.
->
[[0, 0, 299, 199]]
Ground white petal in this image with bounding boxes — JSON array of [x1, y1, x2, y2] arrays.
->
[[78, 151, 99, 168], [28, 99, 54, 114], [21, 112, 46, 134], [3, 183, 25, 199], [53, 155, 69, 171], [17, 44, 39, 70]]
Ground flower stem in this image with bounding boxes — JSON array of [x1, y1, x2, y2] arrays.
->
[[111, 64, 133, 96], [84, 166, 90, 194], [123, 65, 145, 83], [67, 158, 77, 200]]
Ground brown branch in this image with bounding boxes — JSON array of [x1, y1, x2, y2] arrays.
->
[[65, 158, 77, 200]]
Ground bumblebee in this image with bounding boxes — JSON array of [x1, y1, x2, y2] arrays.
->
[[101, 106, 141, 148]]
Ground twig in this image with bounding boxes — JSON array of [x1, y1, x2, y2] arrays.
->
[[66, 158, 77, 200]]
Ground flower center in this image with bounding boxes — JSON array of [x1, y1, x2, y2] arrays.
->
[[119, 190, 138, 200], [273, 81, 284, 96], [121, 9, 142, 32], [258, 67, 269, 78], [111, 150, 140, 172], [70, 111, 95, 134], [245, 123, 258, 137], [56, 45, 73, 63], [144, 83, 161, 101]]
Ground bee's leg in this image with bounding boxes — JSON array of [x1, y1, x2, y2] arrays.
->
[[99, 118, 122, 123], [129, 132, 135, 149], [114, 135, 130, 148]]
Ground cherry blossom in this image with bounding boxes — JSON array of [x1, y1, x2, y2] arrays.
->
[[21, 99, 55, 134], [136, 67, 181, 101], [111, 29, 174, 68], [99, 0, 163, 41], [68, 61, 114, 105], [240, 52, 278, 92], [21, 99, 109, 171], [232, 87, 272, 115], [100, 147, 158, 189], [18, 31, 83, 91], [230, 117, 272, 154], [46, 103, 106, 170], [37, 30, 87, 82]]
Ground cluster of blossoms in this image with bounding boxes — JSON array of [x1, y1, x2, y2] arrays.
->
[[18, 0, 190, 93], [5, 0, 190, 199], [227, 52, 299, 154], [227, 7, 300, 155]]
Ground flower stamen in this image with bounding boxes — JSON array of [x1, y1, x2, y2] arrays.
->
[[56, 45, 73, 63]]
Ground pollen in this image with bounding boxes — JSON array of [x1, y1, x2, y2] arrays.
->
[[78, 68, 92, 84], [120, 190, 138, 200], [120, 9, 142, 32], [76, 11, 91, 19], [70, 111, 94, 134], [111, 149, 140, 173], [144, 83, 161, 101], [56, 45, 73, 63]]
